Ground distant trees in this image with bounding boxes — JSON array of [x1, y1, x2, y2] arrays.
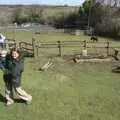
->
[[12, 7, 24, 24], [12, 7, 44, 24], [3, 5, 80, 28], [11, 5, 80, 28], [90, 0, 120, 38], [0, 13, 11, 26], [53, 11, 78, 28], [0, 2, 120, 39], [28, 7, 44, 23], [75, 0, 120, 39]]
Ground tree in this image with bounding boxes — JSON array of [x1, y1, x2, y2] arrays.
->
[[28, 7, 43, 23], [12, 7, 22, 24], [82, 0, 91, 16], [91, 0, 120, 38]]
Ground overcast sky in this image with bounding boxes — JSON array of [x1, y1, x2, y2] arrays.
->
[[0, 0, 85, 6]]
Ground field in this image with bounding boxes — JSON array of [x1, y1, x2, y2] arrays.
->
[[0, 32, 120, 120]]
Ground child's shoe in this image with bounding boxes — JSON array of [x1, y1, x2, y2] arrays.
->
[[6, 100, 14, 106], [26, 95, 32, 105]]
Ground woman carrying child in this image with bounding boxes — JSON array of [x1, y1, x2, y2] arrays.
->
[[0, 48, 32, 106]]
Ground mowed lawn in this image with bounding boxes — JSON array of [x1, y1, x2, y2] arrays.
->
[[0, 32, 120, 120]]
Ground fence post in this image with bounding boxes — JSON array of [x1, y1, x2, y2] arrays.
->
[[5, 41, 9, 50], [83, 40, 87, 49], [82, 40, 88, 56], [14, 39, 17, 48], [19, 42, 22, 50], [106, 42, 109, 56], [58, 41, 62, 57], [32, 38, 37, 59], [36, 40, 39, 57]]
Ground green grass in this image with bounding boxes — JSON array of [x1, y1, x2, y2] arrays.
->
[[4, 31, 91, 42], [0, 57, 120, 120], [3, 31, 118, 43], [0, 32, 120, 120]]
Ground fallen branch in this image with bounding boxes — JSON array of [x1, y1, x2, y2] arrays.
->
[[39, 59, 53, 71]]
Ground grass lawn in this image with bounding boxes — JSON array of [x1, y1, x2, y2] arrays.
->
[[0, 57, 120, 120], [0, 32, 120, 120], [3, 31, 91, 42], [3, 31, 117, 42]]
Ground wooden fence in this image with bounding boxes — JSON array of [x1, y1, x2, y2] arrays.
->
[[19, 38, 36, 57], [3, 38, 16, 50], [5, 38, 120, 58], [37, 40, 120, 57]]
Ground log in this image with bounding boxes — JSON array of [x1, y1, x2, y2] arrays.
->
[[73, 58, 112, 63]]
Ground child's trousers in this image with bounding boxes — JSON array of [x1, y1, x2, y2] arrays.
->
[[4, 74, 32, 104]]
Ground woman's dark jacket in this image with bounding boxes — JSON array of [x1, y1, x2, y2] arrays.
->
[[4, 53, 24, 87]]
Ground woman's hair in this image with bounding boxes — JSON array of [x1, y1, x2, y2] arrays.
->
[[10, 47, 23, 60]]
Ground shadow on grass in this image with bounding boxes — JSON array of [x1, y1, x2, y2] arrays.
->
[[112, 67, 120, 74], [14, 99, 26, 104], [0, 93, 26, 104], [0, 94, 6, 103]]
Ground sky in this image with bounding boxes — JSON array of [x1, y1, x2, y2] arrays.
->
[[0, 0, 85, 6]]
